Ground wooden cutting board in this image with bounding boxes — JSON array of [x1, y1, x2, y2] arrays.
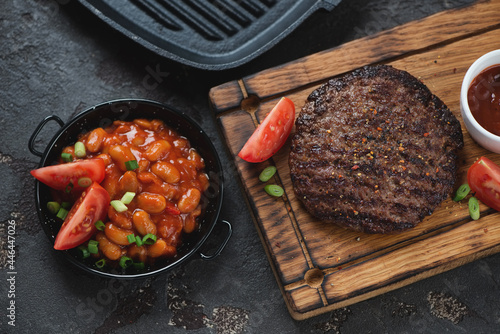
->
[[209, 0, 500, 320]]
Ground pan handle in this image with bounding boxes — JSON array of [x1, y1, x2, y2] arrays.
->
[[29, 115, 64, 157], [199, 219, 232, 260]]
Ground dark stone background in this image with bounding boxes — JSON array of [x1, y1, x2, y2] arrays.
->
[[2, 0, 500, 333]]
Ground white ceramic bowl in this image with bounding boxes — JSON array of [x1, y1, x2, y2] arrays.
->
[[460, 49, 500, 153]]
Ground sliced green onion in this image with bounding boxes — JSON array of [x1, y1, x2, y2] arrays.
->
[[135, 235, 143, 247], [94, 220, 105, 231], [125, 160, 139, 171], [127, 234, 136, 244], [74, 141, 86, 158], [120, 192, 136, 205], [65, 182, 74, 193], [88, 240, 99, 254], [133, 262, 145, 270], [110, 200, 128, 213], [77, 246, 90, 259], [119, 256, 133, 269], [56, 207, 69, 220], [77, 177, 92, 188], [142, 233, 157, 245], [453, 184, 470, 202], [47, 201, 60, 214], [259, 166, 277, 182], [61, 152, 73, 162], [61, 201, 72, 209], [469, 196, 480, 220], [95, 259, 106, 269], [264, 184, 284, 197]]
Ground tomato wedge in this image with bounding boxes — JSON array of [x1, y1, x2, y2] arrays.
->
[[238, 97, 295, 163], [31, 158, 105, 192], [467, 156, 500, 212], [54, 182, 110, 250]]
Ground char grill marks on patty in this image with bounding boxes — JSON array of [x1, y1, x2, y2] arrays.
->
[[289, 65, 463, 234]]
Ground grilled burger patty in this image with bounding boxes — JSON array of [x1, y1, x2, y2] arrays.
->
[[289, 65, 464, 234]]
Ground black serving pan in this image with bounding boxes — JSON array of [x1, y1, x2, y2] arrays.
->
[[29, 99, 231, 279], [76, 0, 342, 70]]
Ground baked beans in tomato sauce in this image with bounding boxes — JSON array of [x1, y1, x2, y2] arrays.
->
[[61, 119, 209, 265]]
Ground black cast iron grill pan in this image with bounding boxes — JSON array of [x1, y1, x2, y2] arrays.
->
[[76, 0, 342, 70]]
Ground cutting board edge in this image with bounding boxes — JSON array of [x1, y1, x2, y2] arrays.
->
[[286, 243, 500, 320]]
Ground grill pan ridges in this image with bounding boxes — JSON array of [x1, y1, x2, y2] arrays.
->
[[77, 0, 342, 70]]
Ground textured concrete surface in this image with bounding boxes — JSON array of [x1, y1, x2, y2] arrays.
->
[[2, 0, 500, 333]]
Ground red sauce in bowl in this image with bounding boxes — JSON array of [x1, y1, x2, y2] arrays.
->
[[467, 64, 500, 136]]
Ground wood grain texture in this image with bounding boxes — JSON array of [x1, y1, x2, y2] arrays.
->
[[211, 0, 500, 320]]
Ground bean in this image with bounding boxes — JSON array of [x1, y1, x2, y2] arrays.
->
[[115, 124, 131, 133], [108, 206, 132, 229], [141, 182, 177, 201], [136, 192, 167, 214], [160, 182, 178, 201], [143, 140, 171, 161], [96, 153, 112, 166], [86, 128, 107, 152], [176, 158, 197, 179], [132, 210, 157, 236], [151, 161, 181, 184], [127, 244, 147, 263], [147, 239, 176, 258], [173, 138, 189, 150], [131, 136, 145, 146], [141, 182, 164, 196], [158, 129, 171, 140], [109, 145, 136, 171], [177, 188, 201, 213], [133, 119, 153, 130], [184, 205, 201, 233], [101, 164, 121, 199], [137, 159, 150, 173], [102, 134, 122, 150], [183, 214, 197, 234], [137, 171, 161, 184], [157, 215, 183, 246], [198, 173, 210, 192], [119, 171, 140, 194], [151, 120, 164, 132], [96, 232, 122, 261], [105, 223, 134, 246], [188, 149, 205, 170]]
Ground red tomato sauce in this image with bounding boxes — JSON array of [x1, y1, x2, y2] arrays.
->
[[467, 64, 500, 136], [59, 119, 209, 265]]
